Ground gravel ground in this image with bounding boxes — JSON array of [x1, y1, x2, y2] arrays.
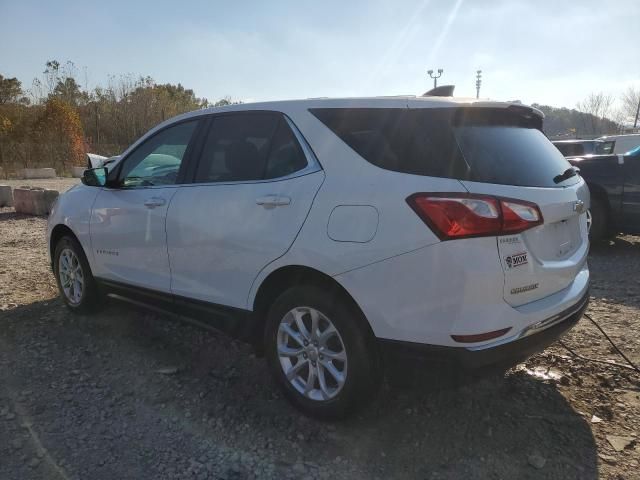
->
[[0, 179, 639, 479]]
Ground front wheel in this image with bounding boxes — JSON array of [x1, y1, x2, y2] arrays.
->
[[53, 235, 101, 313], [264, 285, 380, 419]]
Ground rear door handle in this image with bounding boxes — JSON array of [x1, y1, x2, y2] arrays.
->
[[143, 197, 166, 209], [256, 195, 291, 208]]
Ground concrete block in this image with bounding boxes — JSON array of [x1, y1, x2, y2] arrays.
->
[[13, 187, 59, 216], [18, 168, 57, 179], [0, 185, 13, 207], [71, 166, 85, 178]]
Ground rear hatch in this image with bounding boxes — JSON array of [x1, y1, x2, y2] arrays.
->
[[310, 104, 590, 307], [451, 109, 590, 306]]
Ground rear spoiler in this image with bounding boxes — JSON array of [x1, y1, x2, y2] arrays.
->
[[422, 85, 455, 97]]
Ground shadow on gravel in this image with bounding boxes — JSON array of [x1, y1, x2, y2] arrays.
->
[[588, 235, 640, 309], [0, 209, 34, 222], [0, 299, 599, 480]]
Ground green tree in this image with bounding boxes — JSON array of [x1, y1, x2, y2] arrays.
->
[[51, 77, 88, 106], [0, 75, 26, 104]]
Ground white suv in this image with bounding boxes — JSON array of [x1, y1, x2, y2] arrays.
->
[[47, 97, 590, 418]]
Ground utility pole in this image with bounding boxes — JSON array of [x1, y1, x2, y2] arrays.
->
[[427, 69, 443, 89], [475, 70, 482, 99], [634, 95, 640, 129]]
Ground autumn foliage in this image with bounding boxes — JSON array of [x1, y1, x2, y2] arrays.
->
[[33, 98, 86, 167], [0, 62, 234, 177]]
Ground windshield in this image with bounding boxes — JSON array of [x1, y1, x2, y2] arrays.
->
[[628, 145, 640, 156]]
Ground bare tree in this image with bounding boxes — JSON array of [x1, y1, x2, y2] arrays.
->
[[576, 92, 614, 135], [620, 86, 640, 127]]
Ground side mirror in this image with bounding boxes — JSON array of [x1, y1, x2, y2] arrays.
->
[[81, 167, 108, 187]]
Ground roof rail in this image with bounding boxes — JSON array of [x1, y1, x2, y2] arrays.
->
[[422, 85, 455, 97]]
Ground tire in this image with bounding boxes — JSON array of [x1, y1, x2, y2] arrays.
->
[[264, 285, 380, 419], [588, 196, 608, 243], [53, 235, 101, 313]]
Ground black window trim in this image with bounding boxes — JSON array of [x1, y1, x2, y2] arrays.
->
[[106, 116, 206, 189], [183, 110, 321, 187]]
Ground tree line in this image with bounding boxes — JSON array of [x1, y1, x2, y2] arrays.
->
[[0, 60, 235, 176], [538, 89, 639, 139], [0, 60, 638, 177]]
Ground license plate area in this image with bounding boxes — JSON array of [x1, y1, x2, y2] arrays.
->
[[551, 219, 573, 258]]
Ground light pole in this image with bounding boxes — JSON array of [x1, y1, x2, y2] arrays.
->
[[475, 70, 482, 99], [427, 69, 443, 89]]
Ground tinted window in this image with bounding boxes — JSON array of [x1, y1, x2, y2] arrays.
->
[[595, 141, 615, 155], [311, 108, 576, 187], [264, 119, 308, 179], [195, 113, 308, 183], [120, 120, 198, 187], [554, 143, 585, 157]]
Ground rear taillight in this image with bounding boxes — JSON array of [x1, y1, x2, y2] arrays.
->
[[406, 193, 543, 240]]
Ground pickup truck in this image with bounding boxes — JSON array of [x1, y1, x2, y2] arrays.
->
[[569, 145, 640, 241]]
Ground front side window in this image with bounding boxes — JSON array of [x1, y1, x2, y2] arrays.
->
[[595, 141, 615, 155], [119, 120, 198, 187], [195, 113, 308, 183]]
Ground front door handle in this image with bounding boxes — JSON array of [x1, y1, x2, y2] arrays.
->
[[256, 195, 291, 208], [143, 197, 166, 209]]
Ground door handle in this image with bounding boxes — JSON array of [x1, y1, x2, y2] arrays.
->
[[256, 195, 291, 208], [143, 197, 166, 209]]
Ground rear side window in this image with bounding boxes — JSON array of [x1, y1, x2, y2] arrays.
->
[[265, 119, 308, 179], [310, 108, 576, 188], [194, 113, 308, 183], [554, 143, 585, 157]]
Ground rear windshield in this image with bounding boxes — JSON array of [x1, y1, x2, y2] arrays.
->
[[310, 107, 577, 187]]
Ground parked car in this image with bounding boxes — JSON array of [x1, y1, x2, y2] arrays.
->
[[597, 134, 640, 154], [552, 139, 614, 157], [569, 145, 640, 241], [47, 97, 590, 418]]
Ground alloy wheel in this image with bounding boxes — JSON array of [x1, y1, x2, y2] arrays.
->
[[277, 306, 348, 401], [58, 248, 84, 305]]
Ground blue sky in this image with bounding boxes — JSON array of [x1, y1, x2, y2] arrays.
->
[[1, 0, 638, 109]]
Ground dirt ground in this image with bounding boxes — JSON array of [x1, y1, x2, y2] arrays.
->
[[0, 178, 639, 479]]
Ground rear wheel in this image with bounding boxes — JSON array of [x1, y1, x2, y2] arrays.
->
[[53, 236, 101, 313], [588, 196, 609, 242], [264, 285, 380, 419]]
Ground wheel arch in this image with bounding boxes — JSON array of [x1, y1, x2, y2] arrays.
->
[[250, 265, 376, 350], [49, 224, 82, 268]]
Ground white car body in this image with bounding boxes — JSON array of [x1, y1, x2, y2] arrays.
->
[[48, 96, 589, 366], [597, 133, 640, 154]]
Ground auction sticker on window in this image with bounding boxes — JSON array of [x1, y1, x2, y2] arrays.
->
[[505, 252, 528, 269]]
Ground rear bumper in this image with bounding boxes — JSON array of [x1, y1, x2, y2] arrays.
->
[[379, 289, 589, 370]]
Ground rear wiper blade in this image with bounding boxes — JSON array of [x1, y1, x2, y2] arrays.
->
[[553, 167, 579, 184]]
